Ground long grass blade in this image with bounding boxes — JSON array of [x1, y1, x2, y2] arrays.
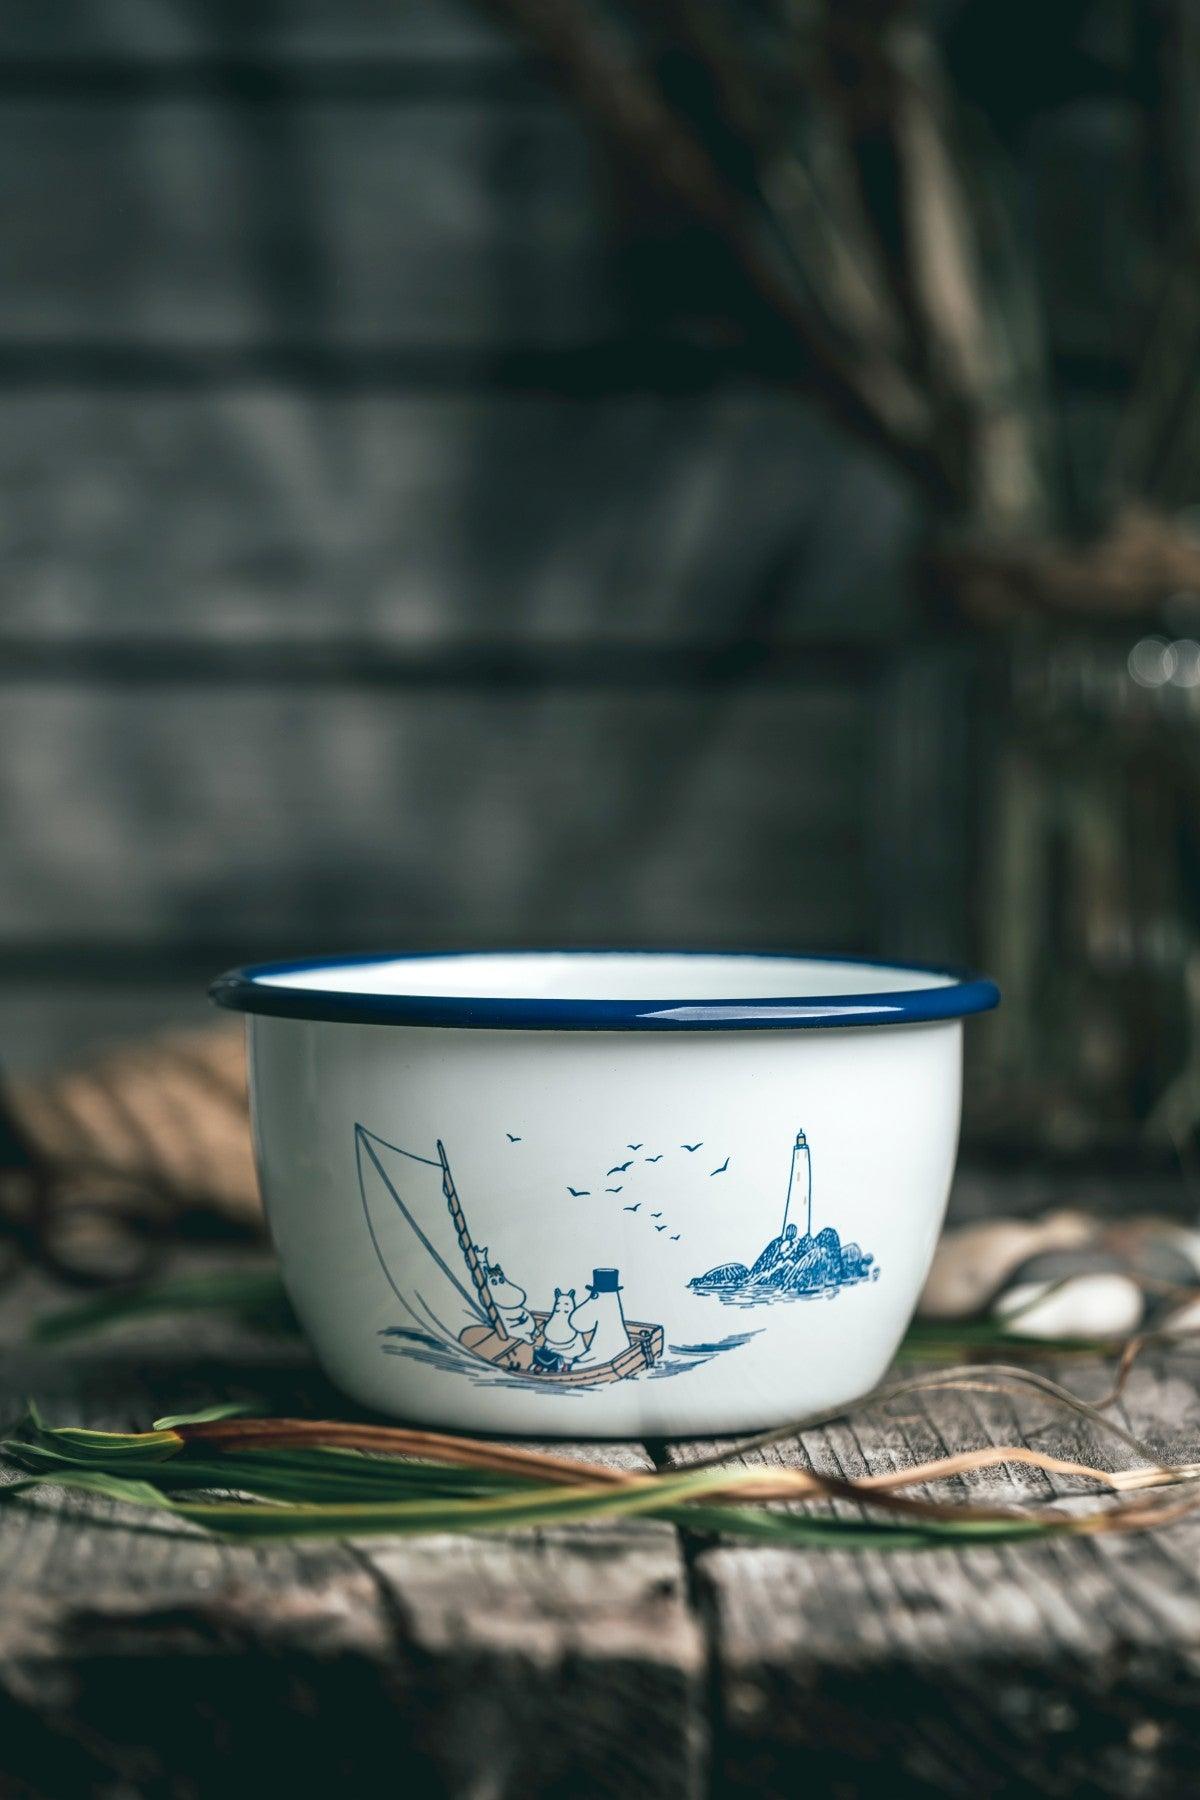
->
[[15, 1265, 1200, 1549], [7, 1402, 1200, 1549], [175, 1416, 632, 1488], [10, 1453, 1197, 1548]]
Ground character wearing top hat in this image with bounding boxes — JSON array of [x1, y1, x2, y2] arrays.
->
[[569, 1268, 633, 1368]]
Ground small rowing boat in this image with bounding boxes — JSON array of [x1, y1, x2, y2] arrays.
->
[[356, 1124, 663, 1385]]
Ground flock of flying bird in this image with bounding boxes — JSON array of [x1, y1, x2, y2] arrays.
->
[[503, 1134, 733, 1245]]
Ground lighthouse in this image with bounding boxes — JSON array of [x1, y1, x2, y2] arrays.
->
[[780, 1130, 812, 1239]]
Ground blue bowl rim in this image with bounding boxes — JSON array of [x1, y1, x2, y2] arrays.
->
[[209, 948, 1000, 1032]]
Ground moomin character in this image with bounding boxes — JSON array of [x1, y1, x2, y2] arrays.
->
[[359, 1129, 665, 1382], [533, 1287, 585, 1373], [473, 1245, 538, 1343], [569, 1268, 633, 1367]]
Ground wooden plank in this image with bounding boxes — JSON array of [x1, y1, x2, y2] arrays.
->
[[0, 0, 516, 65], [0, 389, 913, 642], [5, 1250, 1200, 1794], [0, 1261, 703, 1800], [0, 98, 612, 352], [661, 1356, 1200, 1798], [0, 1260, 405, 1798], [0, 1514, 703, 1800], [0, 681, 869, 950], [0, 980, 215, 1074], [362, 1522, 704, 1800]]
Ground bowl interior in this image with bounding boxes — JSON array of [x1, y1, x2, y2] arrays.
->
[[252, 950, 958, 1003]]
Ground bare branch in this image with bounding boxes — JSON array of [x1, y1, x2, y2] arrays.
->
[[473, 0, 958, 500], [932, 504, 1200, 624], [811, 0, 1048, 532], [636, 0, 920, 424]]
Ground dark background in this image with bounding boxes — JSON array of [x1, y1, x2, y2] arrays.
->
[[0, 0, 1191, 1165]]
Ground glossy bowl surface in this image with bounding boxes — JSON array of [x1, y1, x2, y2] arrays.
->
[[214, 950, 997, 1436]]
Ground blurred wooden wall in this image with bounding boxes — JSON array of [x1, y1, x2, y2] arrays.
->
[[0, 0, 962, 1070]]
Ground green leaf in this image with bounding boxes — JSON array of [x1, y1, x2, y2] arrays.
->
[[152, 1402, 258, 1430], [3, 1470, 179, 1512], [29, 1270, 294, 1344], [13, 1419, 183, 1465], [4, 1440, 532, 1504], [0, 1464, 1065, 1549], [0, 1406, 1162, 1551], [899, 1319, 1110, 1362]]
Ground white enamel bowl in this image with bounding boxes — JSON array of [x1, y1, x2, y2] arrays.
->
[[211, 950, 998, 1438]]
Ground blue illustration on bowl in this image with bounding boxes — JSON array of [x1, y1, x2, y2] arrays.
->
[[355, 1125, 666, 1388], [688, 1130, 878, 1305], [355, 1120, 867, 1393]]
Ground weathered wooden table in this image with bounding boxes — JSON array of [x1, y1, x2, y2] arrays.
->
[[3, 1238, 1200, 1800]]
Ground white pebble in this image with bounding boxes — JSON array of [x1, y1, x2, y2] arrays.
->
[[920, 1222, 1055, 1319], [1156, 1225, 1200, 1282], [1160, 1294, 1200, 1336], [994, 1274, 1143, 1340], [1035, 1210, 1101, 1249], [920, 1213, 1103, 1321]]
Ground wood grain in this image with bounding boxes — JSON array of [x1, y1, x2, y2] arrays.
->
[[0, 0, 924, 1042], [0, 682, 869, 949], [661, 1358, 1200, 1799], [6, 1250, 1200, 1795], [0, 389, 911, 642], [0, 0, 517, 66], [0, 99, 612, 353], [0, 381, 910, 1002], [0, 1263, 702, 1800]]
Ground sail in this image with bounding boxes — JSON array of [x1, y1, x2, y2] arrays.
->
[[354, 1124, 490, 1349]]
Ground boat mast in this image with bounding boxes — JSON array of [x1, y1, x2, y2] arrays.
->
[[437, 1138, 506, 1336]]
